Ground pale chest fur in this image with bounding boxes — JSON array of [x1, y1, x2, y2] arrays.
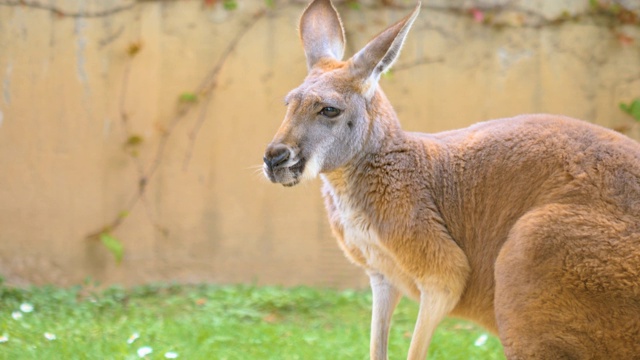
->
[[321, 177, 421, 298]]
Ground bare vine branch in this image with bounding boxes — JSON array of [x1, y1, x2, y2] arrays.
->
[[182, 8, 270, 170], [0, 0, 137, 18], [87, 7, 271, 240]]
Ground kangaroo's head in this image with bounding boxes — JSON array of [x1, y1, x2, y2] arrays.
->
[[264, 0, 420, 186]]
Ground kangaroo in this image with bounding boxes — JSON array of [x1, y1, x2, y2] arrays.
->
[[263, 0, 640, 358]]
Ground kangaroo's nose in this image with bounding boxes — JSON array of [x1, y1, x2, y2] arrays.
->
[[264, 144, 290, 171]]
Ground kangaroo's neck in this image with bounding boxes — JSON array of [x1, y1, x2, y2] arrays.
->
[[362, 89, 404, 154], [321, 107, 446, 238]]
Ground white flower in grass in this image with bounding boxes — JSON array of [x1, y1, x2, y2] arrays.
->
[[137, 346, 153, 358], [127, 332, 140, 344], [11, 311, 22, 320], [474, 333, 489, 347], [20, 303, 34, 313], [44, 332, 57, 341], [0, 334, 8, 343], [164, 351, 179, 359]]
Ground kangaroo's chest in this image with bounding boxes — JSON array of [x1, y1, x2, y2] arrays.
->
[[324, 184, 420, 298], [338, 202, 381, 264]]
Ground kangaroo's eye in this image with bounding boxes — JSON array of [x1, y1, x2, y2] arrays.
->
[[319, 107, 341, 118]]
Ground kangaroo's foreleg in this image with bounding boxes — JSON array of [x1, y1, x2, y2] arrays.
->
[[407, 286, 457, 360], [370, 273, 402, 360]]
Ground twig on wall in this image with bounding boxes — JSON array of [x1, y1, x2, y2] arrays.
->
[[0, 0, 137, 18], [182, 8, 269, 170], [87, 8, 271, 241]]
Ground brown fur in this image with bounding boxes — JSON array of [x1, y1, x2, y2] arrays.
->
[[263, 1, 640, 359]]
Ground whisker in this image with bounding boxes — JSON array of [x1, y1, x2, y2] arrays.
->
[[245, 163, 271, 182], [245, 164, 265, 171]]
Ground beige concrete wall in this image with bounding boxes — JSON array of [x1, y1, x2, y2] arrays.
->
[[0, 0, 639, 288]]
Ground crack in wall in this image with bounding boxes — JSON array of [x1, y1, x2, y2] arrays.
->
[[2, 62, 11, 105], [74, 14, 89, 84]]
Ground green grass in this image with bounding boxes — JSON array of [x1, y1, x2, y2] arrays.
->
[[0, 281, 504, 359]]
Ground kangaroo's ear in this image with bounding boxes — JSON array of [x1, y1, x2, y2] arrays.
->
[[299, 0, 346, 70], [350, 3, 420, 96]]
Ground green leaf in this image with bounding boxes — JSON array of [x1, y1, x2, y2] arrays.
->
[[223, 0, 237, 11], [179, 92, 198, 103], [620, 99, 640, 122], [265, 0, 274, 8], [100, 233, 124, 264], [620, 103, 630, 112], [609, 3, 621, 15], [346, 0, 360, 10]]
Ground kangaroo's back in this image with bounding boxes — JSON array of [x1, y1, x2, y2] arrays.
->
[[422, 114, 640, 340], [434, 113, 640, 232]]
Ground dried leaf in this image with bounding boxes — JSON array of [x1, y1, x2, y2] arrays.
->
[[127, 41, 143, 57], [616, 32, 635, 45], [125, 135, 144, 147]]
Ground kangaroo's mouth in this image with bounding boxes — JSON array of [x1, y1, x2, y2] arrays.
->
[[264, 157, 307, 187]]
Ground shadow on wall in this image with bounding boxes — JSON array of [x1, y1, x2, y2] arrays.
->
[[0, 0, 638, 287]]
